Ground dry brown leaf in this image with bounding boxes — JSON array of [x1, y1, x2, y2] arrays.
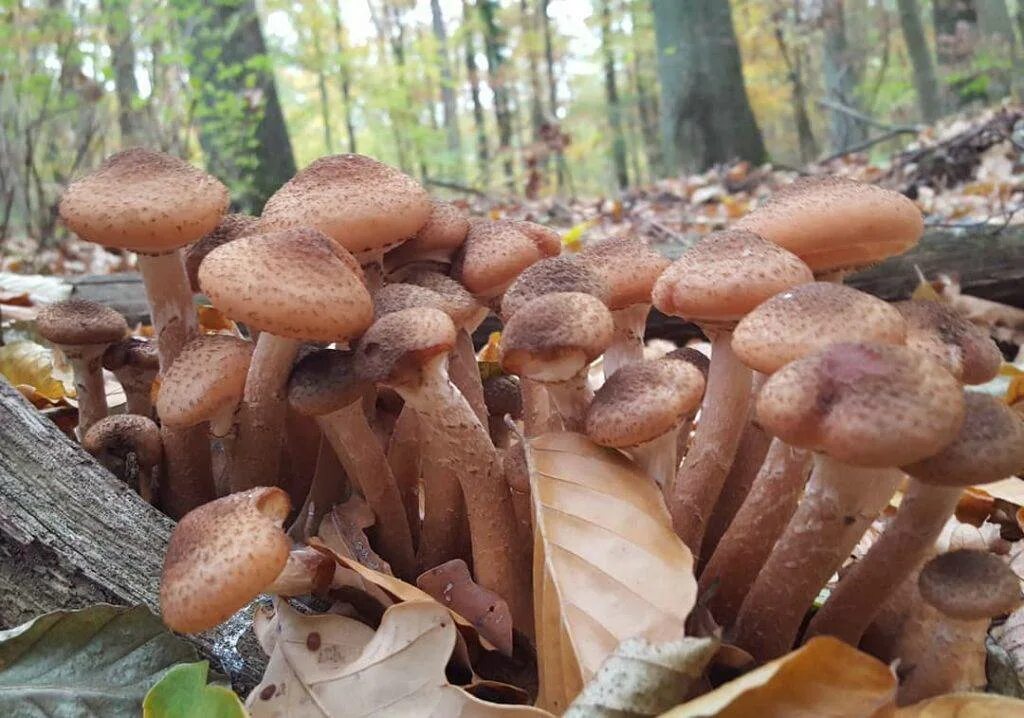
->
[[528, 432, 697, 713], [0, 340, 72, 402], [896, 693, 1024, 716], [659, 637, 897, 717], [417, 559, 513, 656], [248, 600, 552, 717], [317, 497, 391, 574]]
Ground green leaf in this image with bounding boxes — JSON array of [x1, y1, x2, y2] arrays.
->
[[0, 604, 198, 717], [144, 662, 247, 718]]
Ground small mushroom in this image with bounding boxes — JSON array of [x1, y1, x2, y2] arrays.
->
[[482, 374, 522, 449], [102, 337, 159, 418], [895, 299, 1004, 385], [383, 199, 470, 277], [184, 213, 257, 294], [82, 414, 162, 502], [452, 219, 561, 303]]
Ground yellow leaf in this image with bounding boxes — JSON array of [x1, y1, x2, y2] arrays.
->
[[479, 331, 502, 364], [911, 266, 942, 302], [529, 432, 698, 713], [198, 304, 238, 334], [0, 340, 72, 401], [660, 637, 897, 717], [896, 693, 1024, 716], [561, 220, 595, 252]]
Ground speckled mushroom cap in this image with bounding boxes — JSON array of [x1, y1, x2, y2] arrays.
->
[[36, 298, 128, 348], [82, 414, 163, 468], [917, 550, 1021, 620], [756, 342, 966, 467], [499, 292, 614, 383], [732, 282, 907, 374], [288, 348, 370, 416], [257, 154, 431, 261], [401, 269, 486, 329], [103, 337, 160, 373], [156, 335, 253, 427], [585, 357, 706, 447], [500, 255, 611, 321], [895, 300, 1003, 385], [373, 283, 449, 320], [733, 177, 923, 274], [59, 149, 229, 254], [452, 219, 561, 299], [198, 227, 373, 342], [185, 213, 257, 293], [160, 486, 291, 633], [578, 236, 670, 310], [903, 392, 1024, 487], [353, 307, 457, 389], [665, 346, 711, 379], [384, 200, 470, 270], [482, 374, 523, 420], [652, 230, 813, 330]]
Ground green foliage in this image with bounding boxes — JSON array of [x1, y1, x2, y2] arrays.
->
[[144, 662, 247, 718]]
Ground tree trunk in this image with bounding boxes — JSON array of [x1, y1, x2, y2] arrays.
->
[[539, 0, 569, 192], [932, 0, 977, 64], [975, 0, 1023, 98], [599, 0, 629, 190], [521, 0, 546, 141], [897, 0, 943, 122], [311, 24, 334, 154], [772, 3, 819, 163], [630, 0, 662, 179], [431, 0, 463, 180], [822, 0, 868, 154], [100, 0, 149, 146], [651, 0, 766, 173], [479, 0, 517, 192], [463, 1, 490, 186], [330, 0, 358, 154]]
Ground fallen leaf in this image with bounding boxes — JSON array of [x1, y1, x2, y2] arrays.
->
[[198, 304, 240, 334], [0, 340, 72, 401], [975, 478, 1024, 506], [561, 220, 595, 252], [143, 661, 247, 718], [529, 432, 697, 712], [0, 272, 72, 304], [418, 559, 513, 656], [317, 497, 391, 573], [896, 692, 1024, 716]]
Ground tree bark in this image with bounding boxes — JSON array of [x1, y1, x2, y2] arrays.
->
[[479, 0, 516, 192], [822, 0, 868, 154], [100, 0, 149, 145], [630, 0, 662, 178], [933, 0, 977, 64], [540, 0, 569, 192], [599, 0, 629, 190], [464, 0, 491, 186], [772, 3, 819, 163], [311, 23, 334, 154], [431, 0, 463, 180], [897, 0, 943, 122], [330, 0, 358, 154]]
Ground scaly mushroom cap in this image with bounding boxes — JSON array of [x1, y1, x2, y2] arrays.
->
[[578, 236, 670, 310], [756, 342, 965, 467], [732, 282, 907, 374], [160, 487, 291, 633], [452, 220, 561, 299], [500, 255, 611, 321], [895, 300, 1003, 385], [401, 269, 485, 329], [652, 230, 813, 329], [257, 154, 431, 260], [499, 292, 614, 383], [288, 348, 370, 416], [198, 227, 373, 342], [918, 549, 1021, 620], [103, 337, 160, 373], [482, 374, 523, 420], [373, 283, 449, 320], [36, 298, 128, 348], [354, 307, 457, 389], [664, 346, 711, 379], [585, 357, 706, 447], [156, 335, 253, 427], [185, 213, 258, 293], [734, 177, 924, 274], [82, 414, 163, 468], [903, 392, 1024, 487], [59, 148, 229, 254], [384, 200, 470, 270]]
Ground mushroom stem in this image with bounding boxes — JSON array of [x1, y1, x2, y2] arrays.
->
[[387, 405, 422, 548], [418, 447, 473, 572], [451, 328, 488, 427], [113, 368, 154, 417], [316, 401, 417, 580], [731, 455, 902, 661], [289, 438, 350, 540], [503, 437, 533, 545], [231, 333, 300, 490], [603, 303, 649, 379], [699, 438, 812, 627], [136, 251, 197, 367], [627, 430, 679, 489], [67, 347, 109, 437], [804, 482, 962, 645], [522, 379, 558, 437], [544, 370, 593, 433], [664, 332, 752, 558], [158, 425, 214, 518], [893, 605, 989, 705], [266, 547, 335, 596]]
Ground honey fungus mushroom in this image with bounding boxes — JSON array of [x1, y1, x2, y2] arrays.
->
[[452, 219, 561, 303], [83, 414, 163, 502]]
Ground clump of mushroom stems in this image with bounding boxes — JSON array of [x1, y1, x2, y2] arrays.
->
[[604, 303, 650, 378]]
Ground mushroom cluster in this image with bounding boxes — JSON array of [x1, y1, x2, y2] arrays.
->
[[53, 150, 1024, 706]]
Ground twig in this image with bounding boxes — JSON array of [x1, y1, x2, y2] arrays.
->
[[816, 98, 920, 134], [423, 177, 489, 198], [818, 127, 920, 163]]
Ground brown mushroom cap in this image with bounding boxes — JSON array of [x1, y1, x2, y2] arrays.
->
[[499, 292, 614, 382], [452, 220, 561, 298], [288, 348, 370, 416], [918, 549, 1021, 620], [652, 230, 813, 329], [585, 357, 706, 447], [353, 307, 457, 389], [732, 282, 908, 374], [36, 298, 128, 347], [156, 335, 253, 427], [198, 227, 373, 342], [373, 283, 449, 320], [482, 374, 523, 420], [59, 148, 229, 253], [401, 270, 484, 329], [895, 300, 1003, 385], [257, 154, 431, 260], [383, 199, 469, 269], [578, 236, 671, 310], [82, 414, 163, 468], [756, 342, 966, 467], [160, 486, 291, 633], [185, 214, 258, 293], [103, 337, 160, 373], [903, 392, 1024, 487], [733, 177, 924, 274], [500, 255, 611, 321], [664, 346, 711, 379]]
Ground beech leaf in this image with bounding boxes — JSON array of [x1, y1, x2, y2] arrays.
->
[[895, 693, 1024, 716], [143, 661, 247, 718], [0, 340, 72, 402], [417, 559, 514, 656]]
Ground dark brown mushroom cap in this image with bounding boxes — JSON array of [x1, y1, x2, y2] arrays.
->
[[918, 549, 1021, 620], [103, 337, 160, 373], [82, 414, 163, 468], [156, 335, 253, 427], [500, 255, 611, 321], [353, 307, 457, 389], [732, 282, 907, 374], [383, 199, 469, 269], [185, 213, 258, 293], [36, 298, 128, 347], [482, 374, 523, 420], [578, 236, 671, 310], [59, 148, 229, 253], [756, 342, 966, 467], [452, 220, 562, 299], [585, 357, 706, 447], [734, 177, 924, 274], [160, 487, 291, 633], [895, 300, 1003, 385], [903, 392, 1024, 487], [257, 154, 431, 259], [198, 227, 373, 342], [373, 283, 449, 320], [652, 230, 813, 329], [664, 346, 711, 379], [401, 270, 484, 329], [288, 348, 370, 416], [499, 292, 614, 382]]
